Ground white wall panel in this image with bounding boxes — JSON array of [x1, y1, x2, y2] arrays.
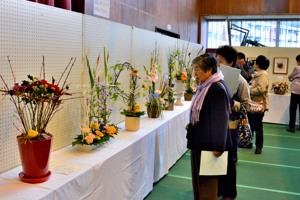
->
[[84, 15, 132, 124], [0, 0, 204, 174], [0, 0, 82, 173]]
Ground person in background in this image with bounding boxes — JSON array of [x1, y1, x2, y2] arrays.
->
[[248, 55, 270, 154], [186, 53, 232, 200], [216, 45, 250, 200], [287, 55, 300, 132], [236, 52, 255, 83]]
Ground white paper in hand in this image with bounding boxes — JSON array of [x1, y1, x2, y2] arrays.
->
[[199, 151, 228, 176], [219, 64, 240, 97]]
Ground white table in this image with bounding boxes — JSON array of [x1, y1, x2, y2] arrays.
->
[[263, 93, 299, 125], [0, 101, 191, 200]]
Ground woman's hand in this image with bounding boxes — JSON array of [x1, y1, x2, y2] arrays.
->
[[185, 123, 189, 130], [213, 151, 223, 157]]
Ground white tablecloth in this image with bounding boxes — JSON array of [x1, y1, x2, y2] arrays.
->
[[263, 93, 298, 125], [0, 101, 191, 200]]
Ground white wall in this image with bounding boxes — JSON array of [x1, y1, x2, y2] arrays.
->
[[235, 46, 300, 90], [0, 0, 203, 173]]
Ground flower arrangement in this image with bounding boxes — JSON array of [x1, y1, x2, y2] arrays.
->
[[184, 63, 196, 94], [72, 50, 118, 147], [109, 62, 145, 117], [166, 52, 176, 106], [142, 46, 168, 117], [271, 81, 288, 95], [0, 56, 75, 142], [173, 45, 190, 82]]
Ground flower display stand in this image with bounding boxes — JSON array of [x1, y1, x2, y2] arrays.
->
[[17, 134, 52, 183], [125, 116, 140, 131], [184, 93, 193, 101], [174, 80, 184, 106]]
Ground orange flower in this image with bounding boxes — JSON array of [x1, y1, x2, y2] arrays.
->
[[180, 71, 187, 81], [85, 133, 95, 144], [106, 125, 117, 135]]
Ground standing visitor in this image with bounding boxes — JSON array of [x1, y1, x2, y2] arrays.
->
[[236, 52, 255, 83], [186, 53, 232, 200], [248, 55, 270, 154], [216, 45, 250, 200], [287, 55, 300, 132]]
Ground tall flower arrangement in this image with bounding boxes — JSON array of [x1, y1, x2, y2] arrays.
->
[[142, 45, 168, 117], [0, 56, 75, 141], [174, 45, 188, 82], [72, 49, 118, 147], [109, 62, 145, 117], [165, 51, 176, 108]]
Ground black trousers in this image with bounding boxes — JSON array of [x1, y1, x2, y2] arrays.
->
[[289, 93, 300, 129], [218, 146, 237, 199], [248, 112, 264, 149]]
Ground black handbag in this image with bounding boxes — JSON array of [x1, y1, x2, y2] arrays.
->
[[238, 104, 253, 148]]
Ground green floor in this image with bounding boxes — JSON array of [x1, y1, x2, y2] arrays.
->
[[145, 123, 300, 200]]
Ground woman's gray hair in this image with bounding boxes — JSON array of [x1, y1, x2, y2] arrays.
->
[[192, 53, 218, 74]]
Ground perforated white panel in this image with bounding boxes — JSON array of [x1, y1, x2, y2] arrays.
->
[[84, 15, 132, 124], [0, 0, 204, 174], [0, 0, 82, 173]]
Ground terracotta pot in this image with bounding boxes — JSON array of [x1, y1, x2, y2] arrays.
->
[[184, 93, 193, 101], [17, 134, 52, 183], [147, 106, 161, 118], [125, 116, 141, 131]]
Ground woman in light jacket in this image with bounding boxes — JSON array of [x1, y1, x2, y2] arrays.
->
[[248, 55, 270, 154]]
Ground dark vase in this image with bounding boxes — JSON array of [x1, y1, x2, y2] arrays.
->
[[147, 106, 161, 118], [184, 92, 193, 101]]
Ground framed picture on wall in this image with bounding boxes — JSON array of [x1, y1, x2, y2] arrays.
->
[[273, 57, 289, 74]]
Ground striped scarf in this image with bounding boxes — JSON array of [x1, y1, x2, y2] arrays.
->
[[190, 70, 224, 125]]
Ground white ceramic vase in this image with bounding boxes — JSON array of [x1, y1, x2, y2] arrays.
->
[[76, 144, 98, 152], [174, 80, 184, 106]]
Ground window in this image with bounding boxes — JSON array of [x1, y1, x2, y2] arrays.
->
[[207, 19, 300, 48]]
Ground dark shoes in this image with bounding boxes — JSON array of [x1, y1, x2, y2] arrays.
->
[[254, 148, 262, 154], [287, 128, 295, 133]]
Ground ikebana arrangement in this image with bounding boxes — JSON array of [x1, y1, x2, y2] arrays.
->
[[109, 62, 145, 131], [72, 49, 118, 150], [0, 56, 76, 183], [271, 81, 288, 95], [142, 45, 168, 118], [165, 51, 176, 110]]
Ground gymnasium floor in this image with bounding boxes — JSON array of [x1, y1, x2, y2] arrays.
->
[[145, 123, 300, 200]]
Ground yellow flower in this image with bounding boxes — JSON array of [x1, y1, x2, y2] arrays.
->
[[81, 127, 90, 133], [95, 130, 104, 137], [106, 125, 117, 135], [28, 130, 38, 138], [135, 103, 140, 110], [95, 135, 100, 140], [91, 122, 100, 129]]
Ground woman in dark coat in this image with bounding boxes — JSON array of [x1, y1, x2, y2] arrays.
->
[[186, 53, 232, 200]]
